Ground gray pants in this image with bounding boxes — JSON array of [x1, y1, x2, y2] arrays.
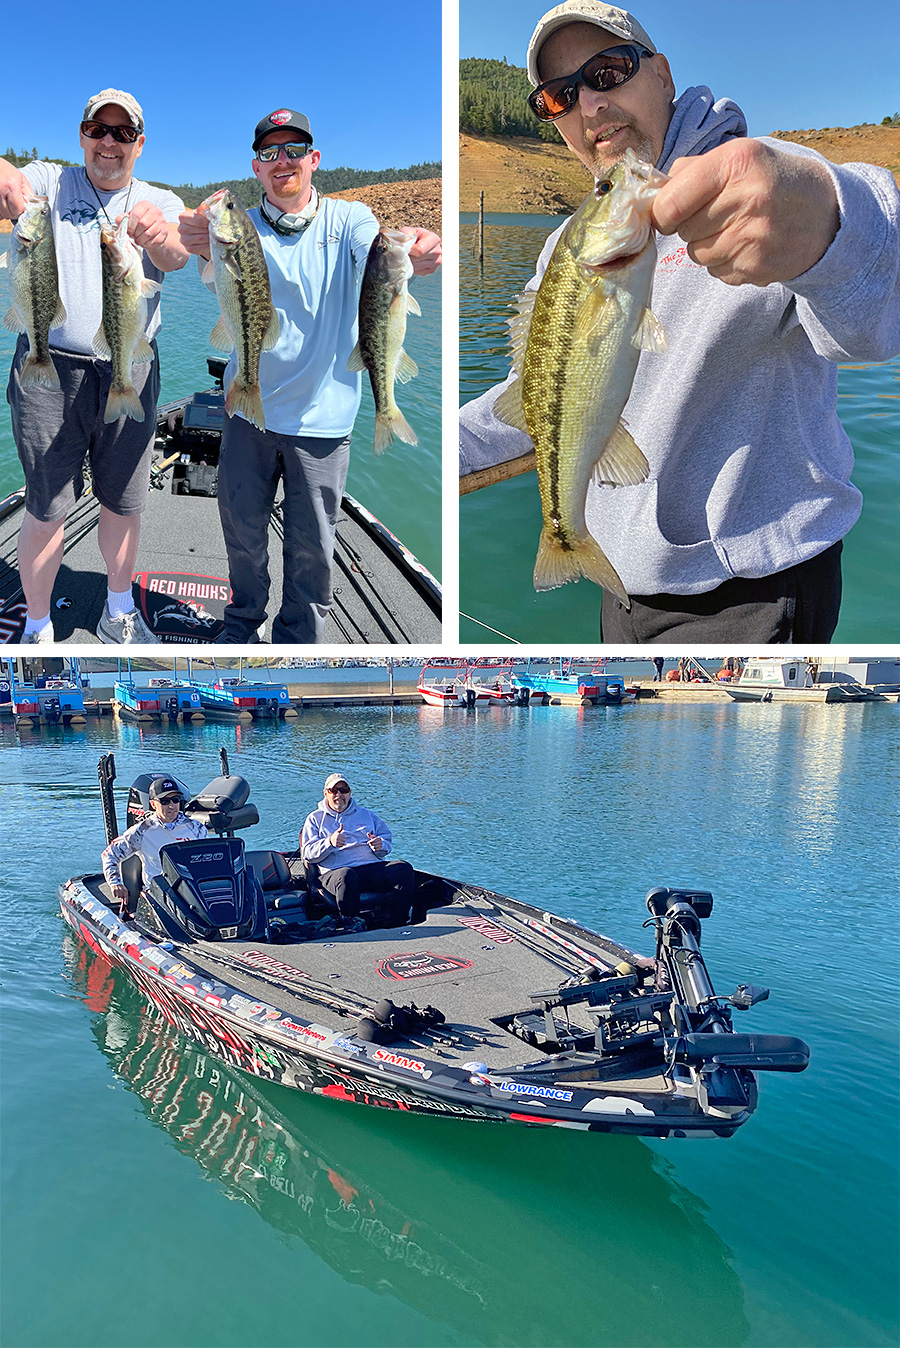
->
[[217, 417, 351, 643]]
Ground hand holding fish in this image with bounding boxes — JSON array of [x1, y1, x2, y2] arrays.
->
[[652, 139, 840, 288], [177, 207, 211, 260], [406, 226, 442, 275], [124, 200, 170, 252], [0, 161, 31, 220]]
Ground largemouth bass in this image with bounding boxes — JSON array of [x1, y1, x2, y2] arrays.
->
[[348, 227, 420, 454], [93, 214, 160, 422], [2, 196, 66, 389], [201, 188, 279, 432], [494, 149, 667, 605]]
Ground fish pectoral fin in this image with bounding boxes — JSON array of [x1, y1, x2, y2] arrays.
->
[[200, 259, 216, 286], [2, 306, 25, 334], [0, 254, 7, 270], [140, 278, 163, 299], [50, 298, 67, 329], [92, 326, 112, 361], [209, 315, 234, 352], [223, 253, 243, 282], [573, 285, 617, 342], [133, 335, 155, 364], [493, 377, 529, 434], [632, 306, 667, 353], [395, 349, 418, 384], [261, 307, 280, 353], [406, 292, 422, 317], [592, 420, 650, 487], [346, 342, 366, 373]]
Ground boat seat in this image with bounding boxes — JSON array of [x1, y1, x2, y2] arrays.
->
[[120, 854, 143, 915], [304, 860, 401, 927], [244, 850, 307, 911]]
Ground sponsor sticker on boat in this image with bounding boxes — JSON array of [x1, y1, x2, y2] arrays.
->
[[373, 1049, 426, 1073], [456, 916, 517, 942], [497, 1082, 574, 1101], [376, 952, 474, 981]]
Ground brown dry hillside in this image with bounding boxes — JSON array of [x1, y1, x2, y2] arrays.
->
[[460, 125, 900, 213]]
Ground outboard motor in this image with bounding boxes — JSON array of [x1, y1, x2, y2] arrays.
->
[[137, 837, 268, 943]]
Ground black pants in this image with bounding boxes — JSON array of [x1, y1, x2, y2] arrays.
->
[[601, 542, 842, 643], [317, 860, 414, 924]]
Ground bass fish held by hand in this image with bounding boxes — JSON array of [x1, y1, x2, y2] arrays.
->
[[201, 188, 279, 432], [2, 196, 66, 390], [494, 148, 668, 606], [94, 214, 161, 422], [348, 227, 420, 454]]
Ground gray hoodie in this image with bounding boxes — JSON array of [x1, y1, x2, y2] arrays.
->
[[458, 86, 900, 596]]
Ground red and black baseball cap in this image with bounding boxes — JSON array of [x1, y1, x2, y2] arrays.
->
[[252, 109, 313, 152]]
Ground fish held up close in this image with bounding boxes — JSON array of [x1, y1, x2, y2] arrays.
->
[[2, 196, 67, 390], [494, 149, 668, 606], [93, 214, 160, 423], [201, 188, 279, 432], [348, 227, 420, 454]]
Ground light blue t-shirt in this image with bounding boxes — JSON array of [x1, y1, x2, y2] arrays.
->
[[20, 162, 184, 355], [213, 195, 379, 437]]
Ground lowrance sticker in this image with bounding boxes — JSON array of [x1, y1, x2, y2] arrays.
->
[[498, 1082, 573, 1101]]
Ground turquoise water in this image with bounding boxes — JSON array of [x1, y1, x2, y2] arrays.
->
[[0, 234, 441, 580], [1, 704, 898, 1346], [459, 214, 900, 643]]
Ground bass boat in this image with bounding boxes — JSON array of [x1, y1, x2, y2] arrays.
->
[[59, 751, 810, 1138]]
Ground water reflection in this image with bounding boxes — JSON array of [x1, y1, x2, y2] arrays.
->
[[68, 938, 749, 1348]]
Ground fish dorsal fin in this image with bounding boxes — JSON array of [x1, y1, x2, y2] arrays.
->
[[592, 419, 650, 487], [406, 291, 421, 317], [261, 306, 280, 353], [92, 325, 112, 361], [346, 341, 365, 373], [395, 349, 418, 384], [493, 376, 528, 433], [209, 315, 234, 352], [631, 306, 667, 353], [506, 288, 537, 381]]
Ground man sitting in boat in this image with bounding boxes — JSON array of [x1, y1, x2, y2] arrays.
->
[[301, 774, 414, 927], [102, 776, 207, 916]]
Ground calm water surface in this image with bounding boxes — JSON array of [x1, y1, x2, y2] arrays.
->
[[0, 235, 441, 580], [459, 214, 900, 643], [1, 704, 897, 1347]]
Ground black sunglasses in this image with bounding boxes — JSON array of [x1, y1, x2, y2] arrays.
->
[[81, 120, 141, 144], [528, 44, 653, 122], [256, 141, 313, 162]]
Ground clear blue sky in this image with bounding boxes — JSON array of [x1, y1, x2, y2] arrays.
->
[[2, 0, 442, 186], [460, 0, 900, 136]]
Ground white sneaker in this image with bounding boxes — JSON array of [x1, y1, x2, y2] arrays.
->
[[21, 625, 55, 644], [96, 603, 159, 644]]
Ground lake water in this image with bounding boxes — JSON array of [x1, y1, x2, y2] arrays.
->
[[0, 232, 441, 581], [459, 213, 900, 644], [1, 703, 897, 1347]]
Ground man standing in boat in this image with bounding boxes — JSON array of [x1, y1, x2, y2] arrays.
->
[[459, 1, 900, 643], [102, 776, 208, 917], [301, 774, 414, 926], [177, 109, 441, 644], [0, 91, 190, 644]]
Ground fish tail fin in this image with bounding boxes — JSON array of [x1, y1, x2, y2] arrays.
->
[[374, 408, 417, 455], [18, 354, 61, 391], [533, 527, 629, 607], [225, 377, 266, 431], [104, 383, 144, 423]]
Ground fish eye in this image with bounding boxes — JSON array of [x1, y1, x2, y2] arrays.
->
[[226, 201, 234, 211], [597, 180, 613, 195]]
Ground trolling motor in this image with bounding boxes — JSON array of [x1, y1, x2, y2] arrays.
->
[[645, 887, 809, 1108]]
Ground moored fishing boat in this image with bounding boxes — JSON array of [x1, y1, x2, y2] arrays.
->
[[58, 751, 810, 1139], [196, 676, 295, 721], [513, 658, 634, 706], [723, 658, 878, 703], [417, 660, 470, 707], [0, 362, 441, 646], [114, 678, 205, 724]]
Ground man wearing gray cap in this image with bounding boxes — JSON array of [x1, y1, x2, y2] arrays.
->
[[300, 773, 415, 926], [0, 91, 190, 644], [459, 2, 900, 643], [178, 109, 442, 645]]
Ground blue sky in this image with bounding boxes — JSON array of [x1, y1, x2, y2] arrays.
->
[[460, 0, 900, 137], [2, 0, 442, 186]]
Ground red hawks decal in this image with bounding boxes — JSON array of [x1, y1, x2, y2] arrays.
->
[[270, 110, 291, 124], [376, 951, 473, 981]]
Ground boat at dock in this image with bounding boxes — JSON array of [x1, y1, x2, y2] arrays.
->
[[58, 750, 810, 1139], [513, 659, 635, 706], [4, 655, 88, 727], [723, 658, 879, 703], [0, 362, 441, 646], [417, 661, 474, 707], [114, 677, 205, 724], [196, 677, 295, 721]]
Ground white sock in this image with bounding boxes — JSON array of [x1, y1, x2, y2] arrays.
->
[[24, 612, 53, 637], [107, 588, 135, 618]]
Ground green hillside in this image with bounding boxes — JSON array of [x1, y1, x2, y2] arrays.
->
[[459, 58, 561, 143]]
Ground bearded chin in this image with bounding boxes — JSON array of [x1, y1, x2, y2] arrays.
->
[[588, 130, 657, 175]]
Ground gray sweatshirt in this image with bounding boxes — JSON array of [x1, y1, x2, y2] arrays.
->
[[458, 86, 900, 596]]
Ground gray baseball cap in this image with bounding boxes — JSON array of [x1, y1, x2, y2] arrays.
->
[[527, 2, 657, 85], [82, 89, 144, 131]]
